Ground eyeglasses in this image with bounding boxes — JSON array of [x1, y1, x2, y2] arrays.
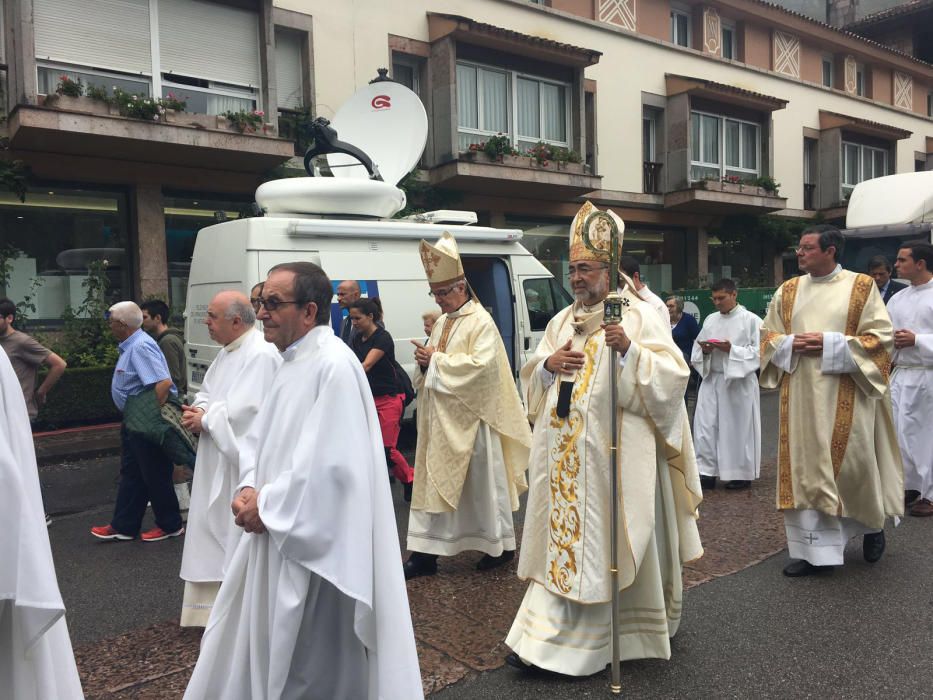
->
[[795, 245, 820, 253], [250, 297, 262, 312], [566, 264, 608, 278], [428, 285, 458, 298], [255, 296, 303, 311]]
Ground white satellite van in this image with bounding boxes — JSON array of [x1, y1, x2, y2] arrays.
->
[[841, 170, 933, 272], [184, 77, 571, 396]]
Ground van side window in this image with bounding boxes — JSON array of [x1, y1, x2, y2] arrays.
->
[[524, 278, 558, 331]]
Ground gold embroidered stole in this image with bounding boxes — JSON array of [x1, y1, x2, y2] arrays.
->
[[777, 274, 873, 509], [546, 303, 604, 596], [436, 316, 457, 353]]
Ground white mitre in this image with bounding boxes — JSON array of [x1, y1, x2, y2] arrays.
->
[[419, 231, 465, 285]]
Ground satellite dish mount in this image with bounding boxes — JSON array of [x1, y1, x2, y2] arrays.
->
[[302, 117, 383, 181]]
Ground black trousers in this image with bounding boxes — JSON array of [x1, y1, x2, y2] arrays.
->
[[111, 426, 182, 536]]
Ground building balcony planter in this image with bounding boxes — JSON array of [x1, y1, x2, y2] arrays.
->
[[664, 179, 787, 214], [459, 150, 588, 174], [40, 94, 111, 117]]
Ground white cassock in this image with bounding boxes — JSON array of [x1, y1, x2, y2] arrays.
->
[[184, 326, 422, 700], [635, 284, 669, 324], [179, 328, 282, 626], [887, 278, 933, 501], [0, 352, 84, 699], [691, 305, 762, 481]]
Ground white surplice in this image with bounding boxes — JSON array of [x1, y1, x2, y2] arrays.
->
[[636, 284, 670, 324], [179, 328, 281, 626], [184, 326, 422, 700], [691, 305, 762, 481], [0, 352, 84, 699], [887, 278, 933, 501]]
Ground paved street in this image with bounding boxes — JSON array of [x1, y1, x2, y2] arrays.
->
[[38, 391, 933, 697]]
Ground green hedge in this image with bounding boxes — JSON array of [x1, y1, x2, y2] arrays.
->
[[34, 365, 121, 430]]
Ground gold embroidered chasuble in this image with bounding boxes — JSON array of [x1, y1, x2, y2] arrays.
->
[[760, 269, 903, 527], [411, 300, 531, 513], [516, 300, 703, 603]]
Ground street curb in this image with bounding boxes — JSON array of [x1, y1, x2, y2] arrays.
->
[[34, 423, 122, 466]]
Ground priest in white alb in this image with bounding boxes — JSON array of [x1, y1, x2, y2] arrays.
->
[[505, 202, 703, 676], [760, 225, 903, 577], [184, 262, 422, 700], [179, 290, 281, 626], [403, 232, 532, 579], [886, 240, 933, 517], [0, 350, 84, 699], [691, 277, 762, 491]]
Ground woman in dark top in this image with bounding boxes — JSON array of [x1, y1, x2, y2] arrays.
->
[[666, 295, 701, 399], [349, 298, 414, 501]]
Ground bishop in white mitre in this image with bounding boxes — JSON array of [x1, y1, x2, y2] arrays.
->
[[691, 278, 762, 489], [179, 291, 281, 626], [886, 240, 933, 517], [0, 350, 84, 699], [760, 226, 902, 577], [506, 202, 703, 676], [184, 262, 422, 700], [404, 231, 532, 579]]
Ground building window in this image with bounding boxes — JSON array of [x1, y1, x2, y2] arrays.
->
[[643, 107, 662, 193], [721, 23, 736, 60], [928, 91, 932, 117], [690, 111, 760, 182], [803, 137, 817, 210], [160, 75, 256, 114], [392, 55, 422, 97], [0, 187, 130, 325], [456, 61, 570, 153], [275, 28, 305, 110], [37, 63, 151, 98], [821, 56, 833, 88], [670, 8, 691, 48], [855, 64, 866, 96], [842, 141, 888, 196]]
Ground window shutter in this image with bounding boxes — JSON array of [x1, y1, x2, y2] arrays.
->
[[159, 0, 260, 87], [275, 29, 303, 109], [34, 0, 152, 74]]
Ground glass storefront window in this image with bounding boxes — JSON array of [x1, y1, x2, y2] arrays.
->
[[0, 187, 129, 325], [506, 219, 571, 293], [163, 193, 253, 321]]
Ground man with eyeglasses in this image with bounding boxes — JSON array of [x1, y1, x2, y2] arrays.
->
[[505, 201, 702, 676], [761, 225, 902, 577], [177, 291, 280, 627], [185, 262, 422, 699], [403, 232, 532, 580]]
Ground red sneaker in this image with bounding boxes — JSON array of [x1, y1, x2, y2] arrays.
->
[[91, 524, 134, 541], [141, 526, 185, 542]]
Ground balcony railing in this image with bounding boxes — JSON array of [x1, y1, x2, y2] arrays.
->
[[643, 161, 663, 194], [804, 183, 816, 210]]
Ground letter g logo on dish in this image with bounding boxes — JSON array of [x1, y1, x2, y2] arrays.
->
[[371, 95, 391, 109]]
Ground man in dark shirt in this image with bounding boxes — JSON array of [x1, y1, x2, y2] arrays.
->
[[141, 299, 187, 396]]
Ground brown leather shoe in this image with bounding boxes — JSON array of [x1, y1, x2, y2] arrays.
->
[[910, 498, 933, 517]]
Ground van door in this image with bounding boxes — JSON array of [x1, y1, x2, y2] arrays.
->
[[461, 256, 516, 374], [518, 275, 574, 366]]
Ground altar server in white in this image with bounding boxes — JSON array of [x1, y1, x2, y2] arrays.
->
[[691, 278, 762, 490], [0, 350, 84, 699], [184, 262, 422, 700], [178, 291, 281, 626], [505, 202, 703, 676], [887, 240, 933, 517]]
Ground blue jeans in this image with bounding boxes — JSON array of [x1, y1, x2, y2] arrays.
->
[[111, 426, 182, 536]]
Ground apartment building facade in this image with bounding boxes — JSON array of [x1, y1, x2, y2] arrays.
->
[[1, 0, 931, 322]]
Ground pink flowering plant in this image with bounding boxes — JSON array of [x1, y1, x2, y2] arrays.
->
[[222, 109, 266, 133], [55, 75, 84, 97]]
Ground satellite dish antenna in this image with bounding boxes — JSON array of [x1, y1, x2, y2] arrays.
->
[[326, 76, 428, 186]]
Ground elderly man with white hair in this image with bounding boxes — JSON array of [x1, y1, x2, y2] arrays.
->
[[91, 300, 185, 542], [178, 291, 281, 626]]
